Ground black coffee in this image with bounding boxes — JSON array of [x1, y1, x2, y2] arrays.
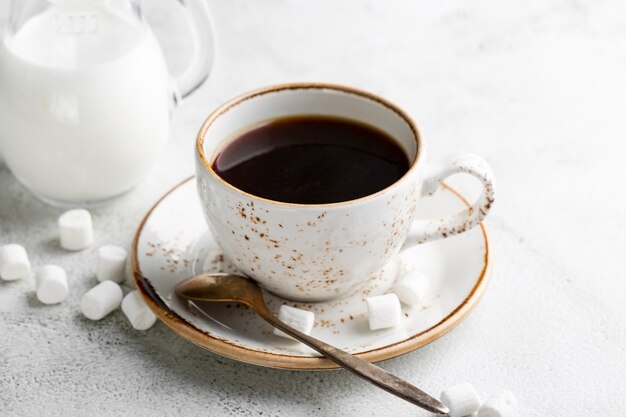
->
[[212, 116, 411, 204]]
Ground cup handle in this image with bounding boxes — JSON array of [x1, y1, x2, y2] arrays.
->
[[168, 0, 217, 103], [402, 153, 496, 248]]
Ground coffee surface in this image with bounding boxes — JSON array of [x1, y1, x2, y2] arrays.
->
[[212, 116, 410, 204]]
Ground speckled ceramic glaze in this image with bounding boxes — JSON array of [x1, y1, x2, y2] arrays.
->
[[131, 177, 491, 370], [195, 84, 495, 301]]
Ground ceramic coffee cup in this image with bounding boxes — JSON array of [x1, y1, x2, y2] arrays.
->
[[195, 83, 495, 301]]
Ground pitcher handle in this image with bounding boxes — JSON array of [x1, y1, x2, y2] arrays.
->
[[170, 0, 217, 103]]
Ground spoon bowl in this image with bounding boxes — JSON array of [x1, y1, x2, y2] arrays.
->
[[175, 273, 263, 306]]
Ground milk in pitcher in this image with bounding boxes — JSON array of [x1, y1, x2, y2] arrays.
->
[[0, 4, 172, 204]]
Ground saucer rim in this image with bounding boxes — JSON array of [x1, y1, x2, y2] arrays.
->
[[131, 177, 491, 370]]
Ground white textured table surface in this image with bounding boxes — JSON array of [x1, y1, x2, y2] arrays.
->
[[1, 1, 625, 416]]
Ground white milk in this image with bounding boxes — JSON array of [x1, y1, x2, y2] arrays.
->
[[0, 5, 171, 203]]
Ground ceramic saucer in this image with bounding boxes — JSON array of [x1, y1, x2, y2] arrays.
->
[[131, 177, 491, 370]]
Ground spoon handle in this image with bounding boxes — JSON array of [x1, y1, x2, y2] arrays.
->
[[255, 306, 449, 415]]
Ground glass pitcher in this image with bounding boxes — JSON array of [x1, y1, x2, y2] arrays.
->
[[0, 0, 215, 205]]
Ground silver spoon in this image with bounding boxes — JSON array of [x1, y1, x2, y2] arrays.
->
[[175, 273, 449, 414]]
